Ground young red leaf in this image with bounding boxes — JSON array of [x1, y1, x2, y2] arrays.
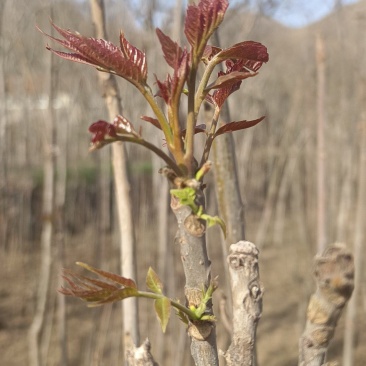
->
[[63, 269, 118, 291], [89, 287, 140, 306], [216, 41, 269, 72], [59, 265, 140, 306], [181, 124, 207, 139], [154, 297, 171, 333], [155, 75, 172, 104], [88, 120, 117, 150], [76, 262, 137, 289], [170, 49, 189, 103], [140, 115, 162, 130], [38, 22, 147, 85], [184, 0, 228, 61], [205, 70, 256, 91], [211, 78, 241, 108], [112, 115, 138, 136], [202, 45, 222, 64], [60, 270, 119, 301], [119, 32, 147, 81], [146, 267, 163, 294], [154, 49, 189, 106], [214, 116, 265, 137], [210, 59, 256, 107], [156, 28, 183, 69]]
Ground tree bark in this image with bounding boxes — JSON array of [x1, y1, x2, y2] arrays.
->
[[171, 192, 219, 366], [224, 241, 263, 366], [89, 0, 139, 347], [299, 243, 354, 366]]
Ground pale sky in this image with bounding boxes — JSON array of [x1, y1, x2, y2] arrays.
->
[[141, 0, 360, 29], [269, 0, 359, 27]]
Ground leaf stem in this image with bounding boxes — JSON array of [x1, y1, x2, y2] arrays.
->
[[141, 86, 174, 147], [115, 135, 183, 176], [195, 57, 220, 114], [137, 291, 199, 321], [184, 66, 198, 176], [168, 103, 186, 171], [200, 106, 221, 166]]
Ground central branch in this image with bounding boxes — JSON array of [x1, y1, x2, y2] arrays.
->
[[170, 191, 219, 366]]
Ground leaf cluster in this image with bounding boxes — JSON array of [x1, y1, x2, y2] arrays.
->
[[39, 0, 268, 180], [60, 263, 217, 332]]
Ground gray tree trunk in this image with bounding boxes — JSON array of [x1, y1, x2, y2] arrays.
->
[[316, 34, 327, 254], [28, 8, 56, 364], [90, 0, 139, 348], [55, 108, 68, 366], [0, 0, 7, 184], [343, 109, 366, 366]]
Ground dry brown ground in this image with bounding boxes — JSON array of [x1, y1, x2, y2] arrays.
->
[[1, 219, 365, 365]]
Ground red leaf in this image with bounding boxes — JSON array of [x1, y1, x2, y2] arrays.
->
[[210, 59, 257, 107], [202, 45, 222, 64], [156, 28, 183, 69], [91, 287, 139, 305], [76, 262, 138, 289], [140, 116, 162, 130], [154, 49, 189, 106], [181, 124, 206, 139], [38, 22, 147, 85], [45, 48, 101, 67], [212, 83, 240, 108], [89, 120, 117, 142], [214, 116, 265, 137], [216, 41, 269, 72], [155, 75, 172, 104], [112, 115, 137, 135], [119, 32, 147, 81], [170, 49, 189, 101], [205, 70, 256, 91], [59, 264, 141, 306], [184, 0, 228, 59]]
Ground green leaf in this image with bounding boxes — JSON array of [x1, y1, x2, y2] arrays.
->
[[175, 307, 189, 325], [170, 187, 198, 211], [200, 214, 226, 238], [154, 297, 171, 333], [146, 267, 163, 294]]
